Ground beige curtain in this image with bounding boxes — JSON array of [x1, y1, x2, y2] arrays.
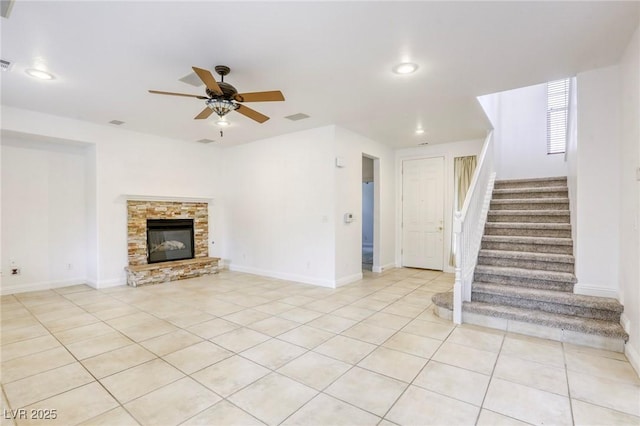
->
[[450, 155, 477, 266]]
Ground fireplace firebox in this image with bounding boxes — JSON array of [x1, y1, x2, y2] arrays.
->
[[146, 219, 195, 264]]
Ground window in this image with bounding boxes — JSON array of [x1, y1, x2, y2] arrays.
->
[[546, 78, 570, 154]]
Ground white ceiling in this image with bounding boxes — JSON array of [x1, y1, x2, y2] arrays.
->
[[1, 1, 638, 148]]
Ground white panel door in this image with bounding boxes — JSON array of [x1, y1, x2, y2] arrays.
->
[[402, 157, 444, 270]]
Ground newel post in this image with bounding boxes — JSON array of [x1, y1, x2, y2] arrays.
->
[[453, 211, 463, 324]]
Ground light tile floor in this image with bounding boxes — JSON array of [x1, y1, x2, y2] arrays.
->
[[1, 268, 639, 426]]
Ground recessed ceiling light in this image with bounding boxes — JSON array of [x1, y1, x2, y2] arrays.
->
[[25, 68, 54, 80], [415, 128, 425, 135], [392, 62, 418, 75]]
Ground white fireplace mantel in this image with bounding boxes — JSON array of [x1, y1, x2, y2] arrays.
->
[[121, 194, 215, 204]]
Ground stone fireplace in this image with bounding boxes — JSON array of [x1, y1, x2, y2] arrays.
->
[[125, 199, 219, 286]]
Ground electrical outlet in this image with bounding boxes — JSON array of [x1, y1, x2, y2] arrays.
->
[[66, 263, 73, 270]]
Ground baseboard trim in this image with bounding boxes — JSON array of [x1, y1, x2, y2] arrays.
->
[[229, 264, 336, 288], [373, 263, 396, 273], [335, 272, 363, 287], [1, 277, 87, 295], [573, 283, 618, 299], [625, 341, 640, 378], [97, 278, 126, 289]]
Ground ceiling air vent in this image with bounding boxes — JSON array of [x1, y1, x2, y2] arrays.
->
[[0, 59, 12, 71], [284, 113, 310, 121], [109, 120, 125, 125], [196, 138, 216, 144]]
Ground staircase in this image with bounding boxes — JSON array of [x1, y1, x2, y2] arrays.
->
[[433, 176, 628, 351]]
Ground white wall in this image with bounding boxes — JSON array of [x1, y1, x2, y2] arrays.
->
[[1, 137, 88, 293], [222, 125, 396, 287], [1, 106, 224, 289], [481, 83, 568, 180], [618, 25, 640, 375], [334, 126, 396, 281], [222, 126, 337, 286], [395, 138, 484, 273], [85, 145, 98, 285], [574, 66, 621, 298]]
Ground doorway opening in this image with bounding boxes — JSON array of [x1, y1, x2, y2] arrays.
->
[[362, 154, 380, 272]]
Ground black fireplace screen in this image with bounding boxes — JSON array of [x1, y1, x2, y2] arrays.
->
[[146, 219, 195, 264]]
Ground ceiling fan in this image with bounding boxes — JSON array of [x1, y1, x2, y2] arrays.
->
[[149, 65, 285, 124]]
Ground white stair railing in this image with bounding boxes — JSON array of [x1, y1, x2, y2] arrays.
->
[[452, 131, 496, 324]]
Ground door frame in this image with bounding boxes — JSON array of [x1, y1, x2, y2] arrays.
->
[[396, 152, 453, 272]]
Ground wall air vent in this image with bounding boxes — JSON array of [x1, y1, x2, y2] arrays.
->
[[0, 59, 12, 71], [179, 72, 204, 87], [109, 120, 125, 125], [196, 138, 216, 144], [284, 113, 310, 121]]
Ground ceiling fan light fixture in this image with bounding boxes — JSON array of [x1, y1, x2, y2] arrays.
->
[[205, 98, 238, 117], [415, 128, 425, 135], [392, 62, 418, 75], [25, 68, 54, 80], [216, 118, 230, 127]]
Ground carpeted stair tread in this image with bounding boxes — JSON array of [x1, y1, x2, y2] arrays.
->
[[492, 187, 569, 200], [472, 282, 623, 312], [478, 249, 574, 263], [475, 265, 576, 283], [485, 222, 571, 230], [488, 210, 570, 218], [482, 235, 573, 246], [432, 291, 453, 310], [494, 177, 568, 189], [462, 300, 629, 340], [493, 187, 568, 195], [495, 176, 567, 184], [487, 213, 570, 224], [491, 197, 569, 204]]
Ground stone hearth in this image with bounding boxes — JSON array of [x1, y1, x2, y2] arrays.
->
[[125, 199, 219, 286]]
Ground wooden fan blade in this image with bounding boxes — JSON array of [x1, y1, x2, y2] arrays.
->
[[192, 67, 223, 96], [194, 107, 214, 120], [234, 91, 285, 102], [149, 90, 207, 99], [235, 104, 269, 123]]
